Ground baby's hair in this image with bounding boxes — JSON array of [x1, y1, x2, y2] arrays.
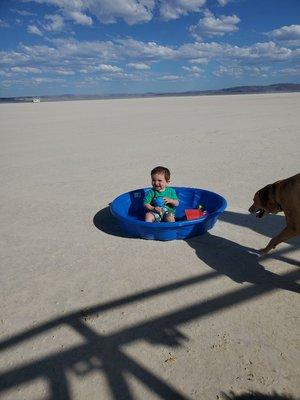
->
[[151, 166, 171, 181]]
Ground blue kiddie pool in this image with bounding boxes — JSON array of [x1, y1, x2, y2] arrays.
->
[[110, 187, 227, 240]]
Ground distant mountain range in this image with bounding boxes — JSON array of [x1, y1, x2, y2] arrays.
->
[[1, 83, 300, 103]]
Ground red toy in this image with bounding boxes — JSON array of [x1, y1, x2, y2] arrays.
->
[[185, 209, 206, 220]]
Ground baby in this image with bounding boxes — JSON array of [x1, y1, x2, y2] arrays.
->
[[144, 166, 179, 222]]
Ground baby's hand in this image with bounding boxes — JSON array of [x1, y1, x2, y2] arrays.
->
[[163, 197, 172, 205], [154, 206, 163, 215]]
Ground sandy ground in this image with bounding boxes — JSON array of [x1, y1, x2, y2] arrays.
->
[[0, 93, 299, 400]]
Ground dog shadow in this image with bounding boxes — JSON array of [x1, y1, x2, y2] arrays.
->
[[186, 233, 300, 293]]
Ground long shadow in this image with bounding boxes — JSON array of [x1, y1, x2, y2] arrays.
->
[[1, 209, 298, 398], [1, 265, 299, 399], [186, 233, 300, 290]]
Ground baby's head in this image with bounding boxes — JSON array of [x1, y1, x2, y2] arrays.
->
[[150, 166, 171, 192]]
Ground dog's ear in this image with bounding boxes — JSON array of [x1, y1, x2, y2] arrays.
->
[[258, 184, 278, 212], [258, 185, 271, 208]]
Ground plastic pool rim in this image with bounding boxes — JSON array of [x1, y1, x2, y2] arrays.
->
[[110, 186, 227, 240]]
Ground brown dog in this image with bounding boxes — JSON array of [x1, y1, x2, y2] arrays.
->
[[249, 173, 300, 254]]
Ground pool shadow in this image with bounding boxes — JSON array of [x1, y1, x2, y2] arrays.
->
[[185, 233, 300, 292], [93, 206, 131, 238]]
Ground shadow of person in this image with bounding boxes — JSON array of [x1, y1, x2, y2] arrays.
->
[[93, 206, 130, 238], [186, 233, 300, 293]]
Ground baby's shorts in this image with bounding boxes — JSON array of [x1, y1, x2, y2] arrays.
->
[[150, 210, 174, 222]]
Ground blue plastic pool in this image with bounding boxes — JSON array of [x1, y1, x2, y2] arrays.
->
[[110, 187, 227, 240]]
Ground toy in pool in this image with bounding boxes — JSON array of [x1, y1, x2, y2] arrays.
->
[[153, 197, 165, 208], [153, 196, 168, 214], [110, 187, 227, 241]]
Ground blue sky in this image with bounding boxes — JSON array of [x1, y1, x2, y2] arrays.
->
[[0, 0, 300, 97]]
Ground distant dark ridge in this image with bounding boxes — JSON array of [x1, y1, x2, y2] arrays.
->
[[1, 83, 300, 103]]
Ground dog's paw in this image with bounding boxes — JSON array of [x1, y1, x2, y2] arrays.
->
[[258, 248, 270, 257]]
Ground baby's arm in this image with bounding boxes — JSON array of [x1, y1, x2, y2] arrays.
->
[[144, 203, 163, 214], [163, 197, 179, 207]]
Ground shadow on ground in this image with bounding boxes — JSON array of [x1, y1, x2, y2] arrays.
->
[[186, 233, 300, 291], [1, 254, 299, 398], [221, 391, 296, 400], [0, 209, 298, 399], [93, 206, 131, 238], [219, 210, 300, 248]]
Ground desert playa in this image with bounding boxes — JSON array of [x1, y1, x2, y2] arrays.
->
[[0, 93, 299, 399]]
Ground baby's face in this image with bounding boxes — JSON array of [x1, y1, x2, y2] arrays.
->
[[151, 173, 168, 192]]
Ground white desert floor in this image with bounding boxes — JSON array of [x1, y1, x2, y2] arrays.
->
[[0, 93, 299, 400]]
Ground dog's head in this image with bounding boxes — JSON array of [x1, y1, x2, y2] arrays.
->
[[248, 184, 281, 218]]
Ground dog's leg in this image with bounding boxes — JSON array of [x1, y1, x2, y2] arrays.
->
[[260, 225, 298, 254]]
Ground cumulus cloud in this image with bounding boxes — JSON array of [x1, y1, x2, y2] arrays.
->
[[159, 0, 206, 20], [217, 0, 231, 6], [23, 0, 209, 25], [213, 65, 270, 78], [189, 10, 240, 39], [27, 25, 43, 35], [267, 24, 300, 46], [43, 14, 65, 31], [182, 65, 203, 75], [1, 37, 299, 86], [127, 62, 150, 70], [11, 66, 43, 74], [157, 74, 181, 80], [25, 0, 155, 25], [189, 57, 209, 64], [98, 64, 123, 72], [68, 11, 93, 25], [10, 9, 37, 16], [1, 38, 297, 69]]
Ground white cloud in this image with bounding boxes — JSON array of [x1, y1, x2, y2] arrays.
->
[[33, 77, 65, 84], [182, 65, 203, 75], [158, 74, 181, 80], [68, 11, 93, 25], [26, 0, 155, 25], [217, 0, 231, 6], [1, 37, 298, 86], [275, 67, 300, 76], [10, 9, 37, 16], [86, 0, 154, 25], [127, 62, 150, 70], [189, 57, 208, 64], [267, 24, 300, 46], [115, 38, 176, 59], [11, 66, 43, 74], [98, 64, 123, 72], [213, 65, 270, 78], [43, 14, 65, 31], [27, 25, 43, 35], [25, 0, 209, 25], [177, 40, 296, 63], [189, 10, 240, 38], [159, 0, 206, 20]]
